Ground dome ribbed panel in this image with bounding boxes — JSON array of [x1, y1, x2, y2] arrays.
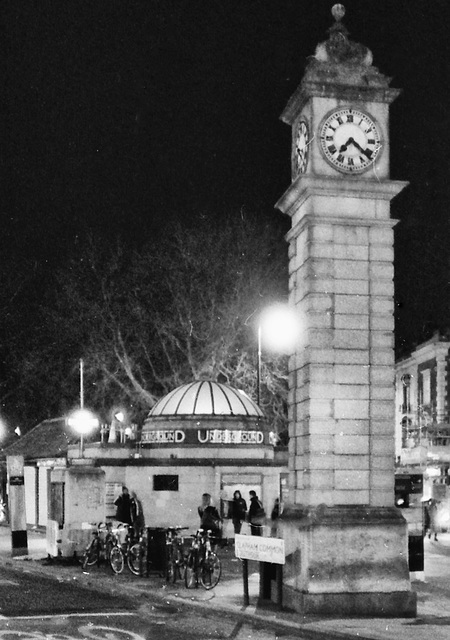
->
[[147, 381, 263, 417], [216, 383, 249, 415], [150, 381, 196, 416], [193, 381, 215, 414], [176, 382, 204, 414], [210, 382, 234, 415]]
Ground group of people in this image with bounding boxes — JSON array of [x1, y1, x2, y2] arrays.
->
[[198, 490, 280, 538], [115, 485, 280, 540], [114, 486, 145, 536]]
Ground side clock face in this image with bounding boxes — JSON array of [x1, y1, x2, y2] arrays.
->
[[293, 120, 309, 177], [319, 108, 382, 174]]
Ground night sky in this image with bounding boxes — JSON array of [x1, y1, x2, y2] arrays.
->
[[3, 0, 450, 356]]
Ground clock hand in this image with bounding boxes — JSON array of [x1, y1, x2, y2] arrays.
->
[[348, 138, 373, 158], [339, 138, 352, 152]]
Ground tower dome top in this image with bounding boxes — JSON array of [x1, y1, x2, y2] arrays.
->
[[314, 4, 373, 68], [299, 4, 391, 89]]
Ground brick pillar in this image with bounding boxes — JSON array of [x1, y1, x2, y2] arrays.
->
[[283, 192, 400, 510]]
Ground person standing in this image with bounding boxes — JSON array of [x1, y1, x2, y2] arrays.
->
[[114, 486, 132, 525], [248, 490, 265, 537], [425, 498, 439, 541], [198, 493, 222, 539], [270, 497, 281, 535], [130, 491, 145, 537], [231, 490, 247, 535]]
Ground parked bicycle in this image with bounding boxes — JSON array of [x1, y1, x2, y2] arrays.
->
[[125, 525, 148, 576], [184, 528, 222, 590], [165, 526, 189, 583], [81, 522, 123, 573]]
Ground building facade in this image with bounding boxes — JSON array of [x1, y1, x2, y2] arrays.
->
[[395, 332, 450, 531], [2, 381, 288, 557]]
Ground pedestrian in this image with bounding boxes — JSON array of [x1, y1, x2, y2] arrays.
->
[[130, 491, 145, 537], [424, 500, 431, 537], [425, 499, 439, 541], [270, 497, 282, 535], [248, 490, 265, 537], [198, 493, 222, 540], [230, 490, 247, 535], [114, 486, 132, 525]]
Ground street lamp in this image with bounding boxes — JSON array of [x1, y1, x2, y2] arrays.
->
[[257, 303, 301, 406], [67, 359, 99, 456], [68, 408, 99, 458]]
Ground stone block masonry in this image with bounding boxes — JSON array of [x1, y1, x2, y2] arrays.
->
[[285, 215, 398, 508]]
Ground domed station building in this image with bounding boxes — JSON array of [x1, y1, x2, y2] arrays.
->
[[2, 380, 288, 554], [75, 380, 288, 536]]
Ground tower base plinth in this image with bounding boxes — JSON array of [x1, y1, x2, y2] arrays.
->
[[276, 504, 417, 618]]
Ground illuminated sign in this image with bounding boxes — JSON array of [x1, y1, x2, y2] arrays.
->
[[141, 428, 265, 445], [141, 430, 186, 444], [197, 429, 264, 444]]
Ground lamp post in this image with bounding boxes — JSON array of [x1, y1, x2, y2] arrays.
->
[[68, 409, 99, 457], [257, 303, 301, 407], [67, 358, 99, 456], [257, 324, 262, 406]]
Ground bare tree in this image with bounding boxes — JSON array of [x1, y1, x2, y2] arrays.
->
[[12, 211, 289, 433]]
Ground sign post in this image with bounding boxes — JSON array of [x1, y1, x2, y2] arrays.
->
[[7, 455, 28, 557], [234, 534, 285, 608]]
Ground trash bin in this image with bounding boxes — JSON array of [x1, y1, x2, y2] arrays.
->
[[408, 534, 424, 572], [146, 527, 167, 574]]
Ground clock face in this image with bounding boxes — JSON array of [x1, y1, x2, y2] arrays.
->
[[293, 120, 309, 177], [319, 108, 382, 174]]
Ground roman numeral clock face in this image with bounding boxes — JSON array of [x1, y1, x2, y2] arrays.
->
[[319, 108, 382, 174]]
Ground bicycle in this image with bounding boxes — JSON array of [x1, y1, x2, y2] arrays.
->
[[165, 526, 189, 583], [125, 526, 148, 576], [81, 522, 123, 573], [184, 528, 222, 590]]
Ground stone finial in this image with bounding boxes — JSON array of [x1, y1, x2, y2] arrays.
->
[[314, 4, 373, 67], [331, 4, 346, 22]]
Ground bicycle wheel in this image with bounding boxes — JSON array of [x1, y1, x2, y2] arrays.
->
[[166, 547, 176, 583], [175, 545, 186, 582], [127, 542, 143, 575], [200, 552, 221, 590], [109, 544, 124, 574], [184, 549, 198, 588], [82, 538, 100, 570], [166, 544, 184, 583]]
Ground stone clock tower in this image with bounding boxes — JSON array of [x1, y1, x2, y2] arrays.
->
[[275, 6, 416, 616]]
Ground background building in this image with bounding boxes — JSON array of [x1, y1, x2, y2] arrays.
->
[[396, 332, 450, 531]]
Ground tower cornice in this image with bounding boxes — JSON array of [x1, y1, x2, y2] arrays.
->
[[276, 175, 409, 218], [281, 82, 402, 126]]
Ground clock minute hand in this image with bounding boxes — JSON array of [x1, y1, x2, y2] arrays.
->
[[348, 138, 372, 158]]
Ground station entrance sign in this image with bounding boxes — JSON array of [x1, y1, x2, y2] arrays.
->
[[234, 534, 285, 564]]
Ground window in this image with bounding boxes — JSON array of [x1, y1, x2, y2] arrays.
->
[[153, 475, 178, 491], [422, 369, 431, 406]]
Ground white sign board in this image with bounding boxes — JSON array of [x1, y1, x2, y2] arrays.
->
[[234, 534, 285, 565]]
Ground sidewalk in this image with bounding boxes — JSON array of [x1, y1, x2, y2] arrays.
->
[[1, 524, 450, 639]]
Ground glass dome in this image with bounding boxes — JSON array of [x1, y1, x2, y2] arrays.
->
[[148, 381, 264, 418]]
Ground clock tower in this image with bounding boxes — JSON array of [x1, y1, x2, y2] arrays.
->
[[275, 6, 416, 617]]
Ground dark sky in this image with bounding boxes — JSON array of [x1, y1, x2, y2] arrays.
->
[[3, 0, 450, 355]]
